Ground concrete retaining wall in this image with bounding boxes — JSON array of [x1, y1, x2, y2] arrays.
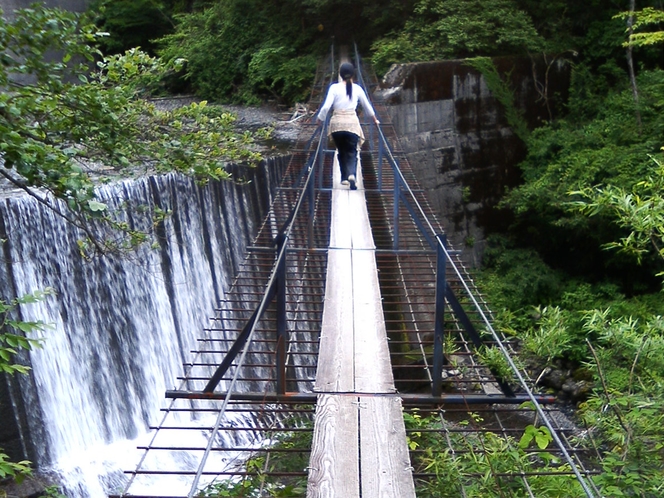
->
[[377, 57, 570, 266], [1, 0, 89, 18]]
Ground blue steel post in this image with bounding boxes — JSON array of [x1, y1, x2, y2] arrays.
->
[[317, 121, 326, 190], [433, 234, 448, 396], [368, 117, 374, 157], [276, 234, 287, 394], [377, 129, 384, 190], [308, 163, 315, 249], [317, 149, 324, 190], [393, 173, 400, 250], [310, 125, 323, 248]]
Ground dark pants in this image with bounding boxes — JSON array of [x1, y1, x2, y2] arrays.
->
[[331, 131, 359, 181]]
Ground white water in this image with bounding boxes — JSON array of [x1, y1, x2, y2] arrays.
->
[[0, 162, 283, 497]]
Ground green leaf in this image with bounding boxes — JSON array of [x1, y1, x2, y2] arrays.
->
[[534, 427, 552, 450], [87, 200, 107, 212], [7, 320, 41, 333]]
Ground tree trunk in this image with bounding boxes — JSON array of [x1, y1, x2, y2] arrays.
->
[[627, 0, 643, 133]]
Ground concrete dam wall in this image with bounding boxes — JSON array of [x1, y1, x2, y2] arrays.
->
[[0, 157, 288, 496], [377, 57, 570, 266], [0, 0, 89, 17]]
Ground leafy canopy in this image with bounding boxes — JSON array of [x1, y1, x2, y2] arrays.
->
[[500, 69, 664, 283], [157, 0, 320, 104], [371, 0, 543, 74], [85, 0, 179, 55], [0, 5, 264, 256], [83, 0, 421, 103], [570, 152, 664, 273], [616, 7, 664, 47]]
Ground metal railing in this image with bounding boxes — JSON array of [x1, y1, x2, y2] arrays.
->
[[352, 43, 601, 498]]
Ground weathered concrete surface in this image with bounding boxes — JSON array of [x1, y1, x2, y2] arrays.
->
[[0, 0, 89, 18], [377, 57, 569, 266]]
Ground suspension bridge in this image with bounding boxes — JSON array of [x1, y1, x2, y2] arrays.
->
[[112, 47, 603, 498]]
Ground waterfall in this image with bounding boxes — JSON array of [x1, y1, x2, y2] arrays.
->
[[0, 158, 286, 497]]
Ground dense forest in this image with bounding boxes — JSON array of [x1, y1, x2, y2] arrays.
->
[[2, 0, 664, 495]]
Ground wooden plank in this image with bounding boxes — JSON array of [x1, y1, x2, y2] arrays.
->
[[353, 299, 394, 393], [359, 397, 416, 498], [329, 187, 351, 249], [306, 394, 360, 498], [352, 249, 394, 393], [310, 129, 417, 498], [355, 161, 364, 189], [315, 248, 354, 392], [351, 249, 382, 306], [349, 192, 374, 250]]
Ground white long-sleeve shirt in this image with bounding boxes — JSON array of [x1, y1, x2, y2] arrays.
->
[[317, 82, 376, 122]]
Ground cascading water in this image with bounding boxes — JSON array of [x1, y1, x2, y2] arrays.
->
[[0, 158, 287, 497]]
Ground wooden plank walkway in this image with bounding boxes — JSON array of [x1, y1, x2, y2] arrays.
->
[[307, 154, 416, 498]]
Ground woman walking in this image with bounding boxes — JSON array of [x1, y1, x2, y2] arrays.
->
[[317, 62, 379, 190]]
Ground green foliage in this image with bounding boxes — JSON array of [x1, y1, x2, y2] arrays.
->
[[476, 345, 515, 382], [199, 411, 312, 497], [88, 0, 418, 101], [411, 302, 664, 497], [578, 312, 664, 496], [582, 310, 664, 393], [511, 0, 577, 52], [523, 306, 574, 363], [38, 486, 68, 498], [477, 235, 565, 309], [247, 48, 317, 104], [570, 152, 664, 275], [292, 0, 419, 56], [477, 248, 664, 494], [0, 288, 55, 485], [86, 0, 178, 55], [616, 7, 664, 48], [464, 57, 529, 142], [477, 234, 664, 364], [157, 1, 321, 105], [405, 410, 584, 497], [0, 5, 264, 256], [465, 4, 664, 496], [371, 0, 543, 74], [0, 289, 53, 375], [514, 71, 664, 200], [0, 452, 32, 484], [502, 69, 664, 283], [518, 424, 553, 450]]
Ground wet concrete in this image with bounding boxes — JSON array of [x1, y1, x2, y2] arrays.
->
[[376, 57, 570, 266], [0, 0, 89, 18]]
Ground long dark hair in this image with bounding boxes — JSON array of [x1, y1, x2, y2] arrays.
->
[[339, 62, 355, 100]]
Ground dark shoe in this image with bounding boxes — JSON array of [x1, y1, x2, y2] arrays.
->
[[348, 174, 356, 190]]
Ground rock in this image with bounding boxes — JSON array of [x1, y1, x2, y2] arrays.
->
[[561, 379, 591, 402], [536, 367, 566, 391]]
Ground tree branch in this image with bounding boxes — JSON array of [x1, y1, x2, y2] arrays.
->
[[0, 168, 107, 255], [586, 338, 632, 460]]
